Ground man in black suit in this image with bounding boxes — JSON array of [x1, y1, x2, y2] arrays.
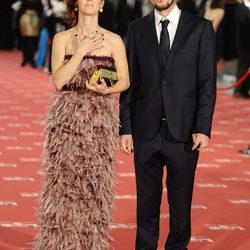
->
[[119, 0, 216, 249]]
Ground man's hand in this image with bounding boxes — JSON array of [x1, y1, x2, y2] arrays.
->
[[120, 134, 133, 154], [192, 133, 209, 151]]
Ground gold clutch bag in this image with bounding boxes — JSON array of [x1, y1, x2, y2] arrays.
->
[[89, 65, 118, 87]]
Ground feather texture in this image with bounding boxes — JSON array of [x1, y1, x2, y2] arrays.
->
[[34, 56, 119, 250]]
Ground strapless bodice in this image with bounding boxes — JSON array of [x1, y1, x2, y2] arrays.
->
[[61, 55, 115, 92]]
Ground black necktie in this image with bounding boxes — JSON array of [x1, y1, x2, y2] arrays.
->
[[160, 19, 170, 68]]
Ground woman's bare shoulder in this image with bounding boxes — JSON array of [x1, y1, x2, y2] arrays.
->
[[213, 8, 225, 15], [101, 28, 123, 44], [53, 28, 74, 43]]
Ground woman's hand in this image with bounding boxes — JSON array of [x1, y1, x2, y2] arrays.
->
[[86, 78, 109, 95], [75, 32, 104, 56]]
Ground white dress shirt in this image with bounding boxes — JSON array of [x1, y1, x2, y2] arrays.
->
[[154, 4, 181, 48]]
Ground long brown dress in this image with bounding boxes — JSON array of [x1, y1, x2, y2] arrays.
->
[[35, 55, 119, 250]]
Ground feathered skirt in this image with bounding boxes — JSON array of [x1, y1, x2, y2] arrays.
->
[[34, 90, 119, 250]]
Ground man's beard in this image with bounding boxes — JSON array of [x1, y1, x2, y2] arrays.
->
[[154, 0, 175, 11]]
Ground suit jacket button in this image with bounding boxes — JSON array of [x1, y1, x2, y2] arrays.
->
[[162, 81, 167, 85]]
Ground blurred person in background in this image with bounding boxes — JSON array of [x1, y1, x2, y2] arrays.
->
[[99, 0, 115, 31], [197, 0, 208, 16], [141, 0, 153, 16], [204, 0, 225, 32], [35, 0, 54, 68], [43, 0, 68, 72], [204, 0, 225, 61], [177, 0, 198, 14], [25, 0, 67, 70], [19, 0, 43, 67], [50, 0, 68, 32], [0, 0, 15, 50], [12, 0, 23, 49], [234, 0, 250, 97], [221, 0, 241, 61], [116, 0, 142, 39]]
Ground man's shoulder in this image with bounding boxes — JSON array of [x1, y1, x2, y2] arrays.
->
[[182, 10, 213, 33], [129, 13, 153, 29], [183, 10, 209, 25]]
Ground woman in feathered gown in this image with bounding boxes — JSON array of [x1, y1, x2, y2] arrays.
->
[[34, 0, 130, 249]]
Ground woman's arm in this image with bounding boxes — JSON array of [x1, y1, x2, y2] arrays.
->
[[119, 24, 139, 136], [51, 32, 84, 90], [107, 34, 130, 94], [100, 34, 130, 94], [51, 31, 104, 90], [212, 8, 224, 32], [87, 33, 130, 95], [204, 8, 225, 32]]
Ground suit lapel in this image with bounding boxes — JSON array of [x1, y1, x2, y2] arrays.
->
[[164, 11, 190, 76], [145, 13, 162, 69]]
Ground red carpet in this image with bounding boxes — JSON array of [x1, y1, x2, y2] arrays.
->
[[0, 51, 249, 250]]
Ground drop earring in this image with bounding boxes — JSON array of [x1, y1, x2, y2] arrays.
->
[[74, 7, 78, 12], [99, 7, 103, 13]]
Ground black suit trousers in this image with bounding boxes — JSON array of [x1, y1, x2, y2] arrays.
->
[[134, 120, 199, 250]]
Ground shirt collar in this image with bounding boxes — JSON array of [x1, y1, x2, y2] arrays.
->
[[154, 4, 181, 27]]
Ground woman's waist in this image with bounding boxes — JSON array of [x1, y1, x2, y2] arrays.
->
[[23, 9, 38, 15], [50, 91, 116, 116], [55, 88, 115, 101], [61, 84, 85, 92]]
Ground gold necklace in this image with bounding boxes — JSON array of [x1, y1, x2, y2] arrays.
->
[[75, 26, 100, 40]]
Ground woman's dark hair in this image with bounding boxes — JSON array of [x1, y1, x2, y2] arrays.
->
[[210, 0, 225, 9], [66, 0, 78, 26]]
